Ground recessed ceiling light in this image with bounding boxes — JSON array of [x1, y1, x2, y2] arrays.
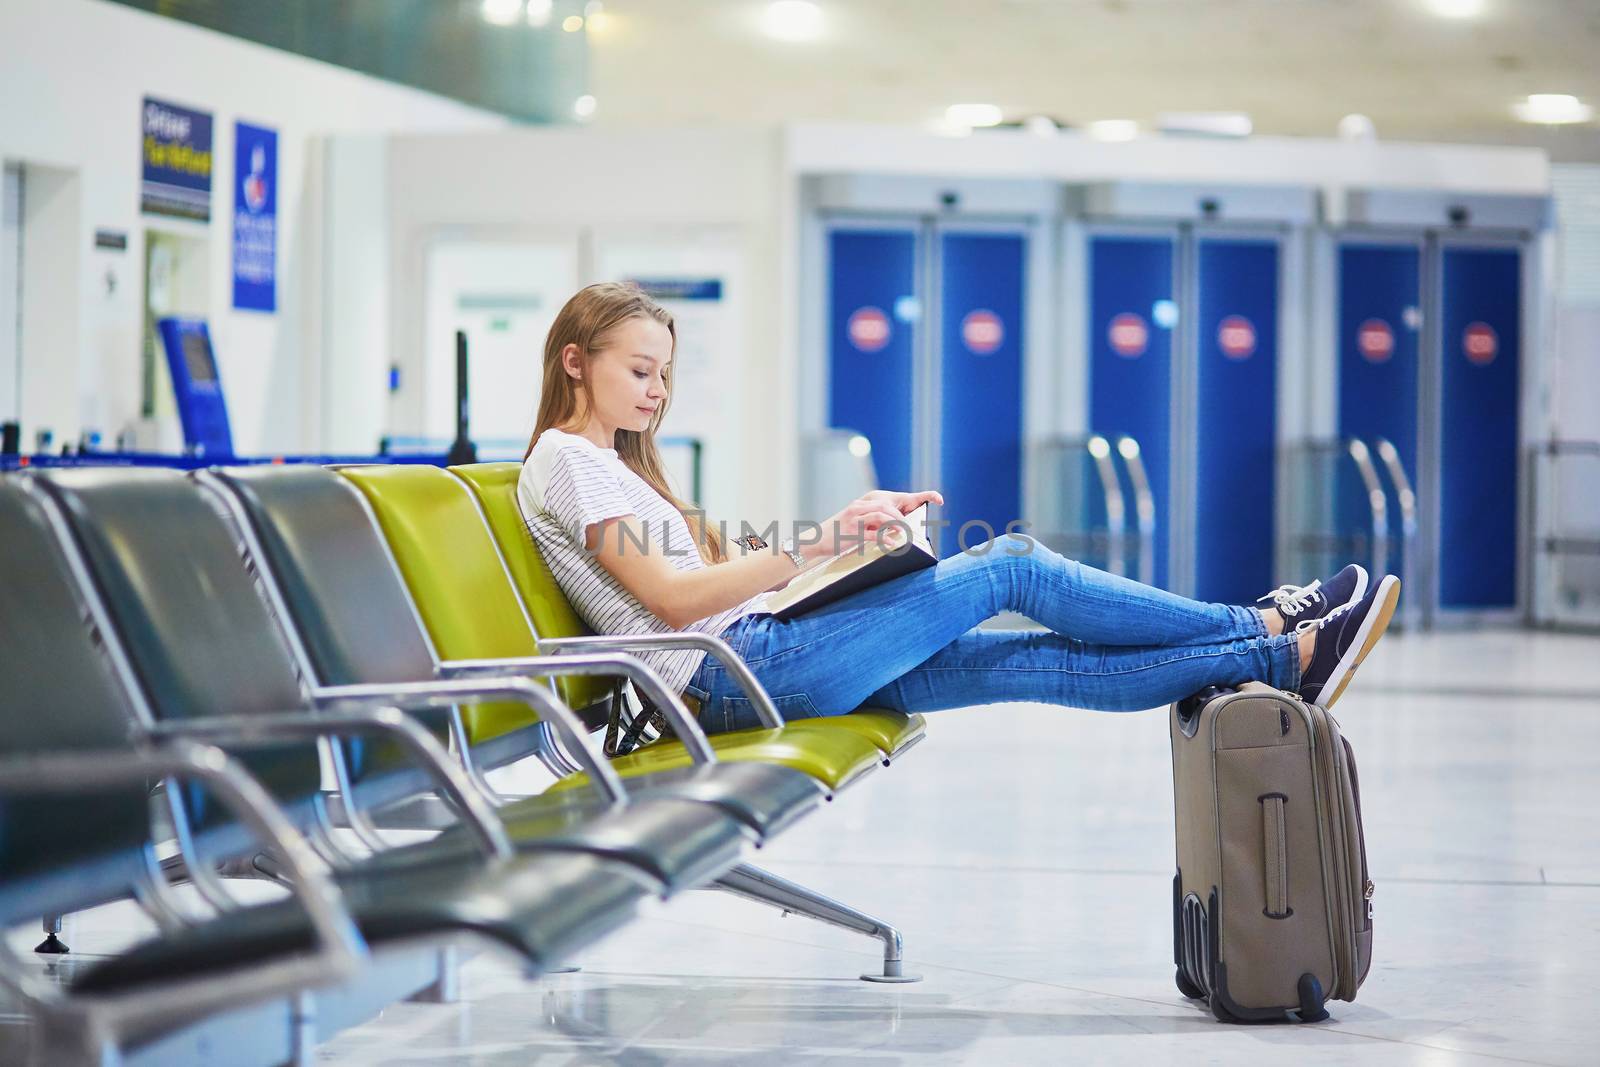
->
[[763, 1, 824, 43], [574, 95, 597, 120], [1338, 113, 1377, 141], [945, 104, 1004, 129], [1423, 0, 1486, 18], [526, 0, 553, 26], [1087, 119, 1139, 142], [481, 0, 523, 27], [562, 14, 584, 32], [1512, 94, 1594, 124], [1158, 112, 1253, 138]]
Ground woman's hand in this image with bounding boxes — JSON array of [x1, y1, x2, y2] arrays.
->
[[807, 489, 944, 560]]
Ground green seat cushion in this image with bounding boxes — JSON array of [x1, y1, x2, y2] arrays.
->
[[548, 725, 883, 795], [786, 710, 927, 759]]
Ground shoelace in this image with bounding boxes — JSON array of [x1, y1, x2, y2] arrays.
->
[[1297, 596, 1361, 636], [1257, 579, 1324, 618]]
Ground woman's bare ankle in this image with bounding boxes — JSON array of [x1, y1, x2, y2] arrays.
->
[[1260, 606, 1284, 637], [1298, 628, 1316, 671]]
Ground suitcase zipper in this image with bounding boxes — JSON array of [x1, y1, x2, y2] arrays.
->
[[1307, 707, 1356, 998], [1343, 735, 1375, 987]]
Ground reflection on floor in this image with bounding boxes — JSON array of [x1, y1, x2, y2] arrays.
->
[[12, 630, 1600, 1064]]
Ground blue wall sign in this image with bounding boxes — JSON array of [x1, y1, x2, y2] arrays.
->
[[626, 278, 723, 301], [141, 97, 213, 221], [232, 122, 278, 312]]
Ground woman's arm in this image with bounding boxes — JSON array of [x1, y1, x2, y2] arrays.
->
[[589, 489, 943, 629]]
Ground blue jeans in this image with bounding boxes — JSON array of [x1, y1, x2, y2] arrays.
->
[[683, 534, 1302, 734]]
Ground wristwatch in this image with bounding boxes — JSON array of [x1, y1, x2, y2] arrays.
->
[[778, 537, 806, 569]]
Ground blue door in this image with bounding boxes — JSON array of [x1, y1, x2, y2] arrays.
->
[[1192, 238, 1279, 604], [828, 229, 918, 493], [1438, 246, 1521, 610], [939, 232, 1025, 552], [1337, 243, 1421, 584], [1088, 234, 1176, 588]]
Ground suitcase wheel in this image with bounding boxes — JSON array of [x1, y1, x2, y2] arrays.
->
[[1295, 973, 1330, 1023], [1174, 966, 1206, 1001]]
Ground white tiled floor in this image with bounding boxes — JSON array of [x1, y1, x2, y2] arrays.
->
[[315, 630, 1600, 1065], [9, 630, 1598, 1064]]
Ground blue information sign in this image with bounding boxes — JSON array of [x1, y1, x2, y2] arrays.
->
[[232, 122, 278, 312], [141, 97, 213, 221]]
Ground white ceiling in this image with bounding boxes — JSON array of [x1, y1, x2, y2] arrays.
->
[[587, 0, 1600, 159]]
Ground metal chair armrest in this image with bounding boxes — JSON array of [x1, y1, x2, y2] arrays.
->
[[441, 647, 729, 752], [537, 633, 784, 728], [147, 708, 513, 860], [312, 678, 629, 804]]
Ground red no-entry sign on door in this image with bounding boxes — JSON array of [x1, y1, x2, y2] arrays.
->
[[1218, 315, 1257, 360], [1463, 322, 1498, 365], [847, 306, 891, 352], [1108, 312, 1149, 358], [1358, 319, 1395, 364], [961, 309, 1004, 355]]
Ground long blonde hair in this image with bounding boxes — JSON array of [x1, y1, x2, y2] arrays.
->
[[526, 282, 726, 564]]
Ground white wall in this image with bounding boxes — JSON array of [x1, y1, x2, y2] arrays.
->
[[0, 164, 19, 427], [0, 0, 507, 454]]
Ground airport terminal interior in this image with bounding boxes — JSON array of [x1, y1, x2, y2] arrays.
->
[[1, 0, 1598, 1063]]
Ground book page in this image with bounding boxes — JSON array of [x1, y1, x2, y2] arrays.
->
[[769, 504, 931, 610]]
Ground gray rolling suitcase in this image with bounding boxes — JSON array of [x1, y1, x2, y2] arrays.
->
[[1170, 682, 1374, 1023]]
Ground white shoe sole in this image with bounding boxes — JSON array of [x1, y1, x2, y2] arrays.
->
[[1313, 574, 1401, 710]]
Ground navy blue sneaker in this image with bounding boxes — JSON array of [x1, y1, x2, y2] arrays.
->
[[1257, 564, 1368, 633], [1298, 574, 1401, 709]]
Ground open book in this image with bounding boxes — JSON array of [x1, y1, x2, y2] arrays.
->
[[765, 503, 937, 621]]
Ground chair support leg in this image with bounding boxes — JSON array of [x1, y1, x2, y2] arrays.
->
[[713, 863, 920, 983], [34, 914, 68, 954]]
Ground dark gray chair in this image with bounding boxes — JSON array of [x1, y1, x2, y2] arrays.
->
[[28, 466, 746, 894], [0, 478, 365, 1063]]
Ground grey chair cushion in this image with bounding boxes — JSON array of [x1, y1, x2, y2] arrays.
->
[[72, 849, 655, 994]]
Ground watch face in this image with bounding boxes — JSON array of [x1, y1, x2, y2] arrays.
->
[[739, 533, 769, 551]]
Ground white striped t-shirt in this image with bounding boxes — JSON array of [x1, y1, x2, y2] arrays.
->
[[517, 428, 770, 695]]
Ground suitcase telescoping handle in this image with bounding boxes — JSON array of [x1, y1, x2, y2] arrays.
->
[[1260, 792, 1293, 919]]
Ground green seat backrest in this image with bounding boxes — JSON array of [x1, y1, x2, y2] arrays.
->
[[0, 480, 151, 918], [448, 462, 610, 712], [336, 465, 549, 744]]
